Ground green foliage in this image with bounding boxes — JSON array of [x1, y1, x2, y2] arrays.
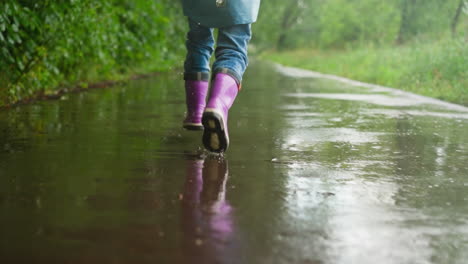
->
[[253, 0, 318, 50], [396, 0, 461, 42], [0, 0, 185, 107], [253, 0, 468, 49], [318, 0, 400, 48]]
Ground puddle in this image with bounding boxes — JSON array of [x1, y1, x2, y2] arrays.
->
[[0, 61, 467, 264]]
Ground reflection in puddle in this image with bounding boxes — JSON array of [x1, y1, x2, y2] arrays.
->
[[284, 93, 422, 107], [181, 157, 238, 263], [280, 158, 437, 263], [364, 109, 468, 120], [282, 127, 383, 145]]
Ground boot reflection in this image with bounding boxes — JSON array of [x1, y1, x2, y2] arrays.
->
[[181, 156, 235, 263], [200, 157, 229, 215]]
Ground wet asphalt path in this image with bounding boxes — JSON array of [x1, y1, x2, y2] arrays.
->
[[1, 61, 468, 264]]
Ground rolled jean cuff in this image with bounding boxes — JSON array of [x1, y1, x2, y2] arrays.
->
[[184, 72, 210, 81], [212, 68, 242, 85]]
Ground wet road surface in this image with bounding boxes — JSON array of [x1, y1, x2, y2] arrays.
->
[[1, 61, 468, 264]]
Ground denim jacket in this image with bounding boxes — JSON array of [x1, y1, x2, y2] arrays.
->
[[181, 0, 261, 27]]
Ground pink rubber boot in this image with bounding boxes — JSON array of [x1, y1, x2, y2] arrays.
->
[[202, 73, 239, 152], [183, 80, 209, 130]]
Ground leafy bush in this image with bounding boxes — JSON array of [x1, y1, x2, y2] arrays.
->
[[0, 0, 185, 107]]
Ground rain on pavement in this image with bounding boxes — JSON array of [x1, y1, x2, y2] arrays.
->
[[1, 61, 467, 264]]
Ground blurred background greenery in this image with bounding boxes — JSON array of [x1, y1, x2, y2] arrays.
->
[[254, 0, 467, 105], [254, 0, 466, 50], [1, 0, 467, 107]]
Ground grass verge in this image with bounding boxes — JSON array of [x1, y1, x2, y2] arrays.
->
[[262, 39, 467, 106], [0, 58, 183, 109]]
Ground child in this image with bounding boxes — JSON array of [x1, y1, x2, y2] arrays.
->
[[181, 0, 261, 153]]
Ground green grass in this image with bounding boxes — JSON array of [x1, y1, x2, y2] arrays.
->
[[262, 39, 468, 105]]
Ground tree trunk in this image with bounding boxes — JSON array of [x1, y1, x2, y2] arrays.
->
[[451, 0, 465, 37], [396, 0, 413, 44], [276, 0, 303, 50]]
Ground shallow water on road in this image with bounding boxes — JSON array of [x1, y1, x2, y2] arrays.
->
[[1, 61, 467, 264]]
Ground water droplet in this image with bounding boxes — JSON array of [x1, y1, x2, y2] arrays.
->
[[195, 239, 203, 246]]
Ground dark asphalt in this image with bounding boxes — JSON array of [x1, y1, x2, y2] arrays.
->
[[1, 61, 468, 264]]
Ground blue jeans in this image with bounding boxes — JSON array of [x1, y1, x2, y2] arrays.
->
[[184, 19, 252, 84]]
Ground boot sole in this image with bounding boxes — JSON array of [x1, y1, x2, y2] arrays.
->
[[183, 122, 204, 131], [202, 109, 229, 153]]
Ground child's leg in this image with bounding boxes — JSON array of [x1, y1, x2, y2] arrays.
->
[[183, 19, 215, 130], [201, 24, 252, 152], [184, 19, 215, 80], [212, 24, 252, 85]]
